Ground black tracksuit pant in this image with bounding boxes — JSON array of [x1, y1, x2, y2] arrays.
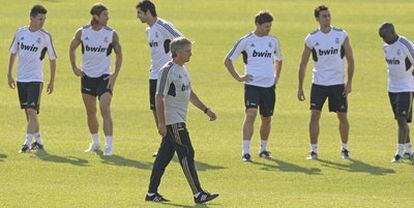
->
[[148, 122, 202, 194]]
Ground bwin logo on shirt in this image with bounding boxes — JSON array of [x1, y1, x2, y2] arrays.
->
[[85, 45, 107, 53], [386, 58, 400, 65], [318, 47, 338, 56], [19, 43, 38, 52], [252, 50, 272, 58], [149, 41, 158, 47]]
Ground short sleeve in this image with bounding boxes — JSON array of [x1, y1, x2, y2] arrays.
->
[[46, 33, 57, 60], [9, 32, 19, 54], [227, 36, 248, 61], [156, 65, 174, 96], [273, 38, 283, 61]]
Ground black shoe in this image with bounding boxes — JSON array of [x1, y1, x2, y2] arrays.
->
[[392, 154, 403, 163], [30, 142, 44, 150], [19, 145, 30, 153], [258, 150, 272, 159], [242, 153, 251, 162], [403, 152, 413, 160], [307, 151, 318, 160], [340, 149, 350, 160], [194, 191, 219, 204], [145, 193, 169, 202]]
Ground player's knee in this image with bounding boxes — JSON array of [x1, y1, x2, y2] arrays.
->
[[245, 108, 258, 119], [86, 108, 97, 117], [397, 117, 407, 125], [310, 110, 321, 121], [26, 108, 37, 118], [261, 116, 271, 124], [337, 113, 348, 122]]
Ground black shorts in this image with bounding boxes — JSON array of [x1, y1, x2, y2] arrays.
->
[[17, 82, 43, 114], [81, 74, 112, 99], [149, 79, 157, 110], [389, 92, 413, 122], [244, 84, 275, 117], [310, 84, 347, 112]]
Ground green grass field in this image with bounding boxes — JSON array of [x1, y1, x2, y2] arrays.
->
[[1, 0, 414, 207]]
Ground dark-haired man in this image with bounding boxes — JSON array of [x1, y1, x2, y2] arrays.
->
[[297, 5, 355, 160], [136, 0, 183, 157], [69, 3, 123, 156], [224, 11, 283, 162], [8, 4, 57, 153], [379, 22, 414, 162]]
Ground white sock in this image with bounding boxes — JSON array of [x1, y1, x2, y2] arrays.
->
[[405, 143, 412, 154], [242, 140, 250, 155], [34, 132, 42, 144], [147, 193, 155, 197], [396, 144, 404, 156], [91, 133, 100, 144], [24, 134, 33, 146], [260, 139, 268, 152], [341, 143, 348, 151], [311, 144, 318, 153], [105, 136, 113, 147], [194, 191, 202, 198]]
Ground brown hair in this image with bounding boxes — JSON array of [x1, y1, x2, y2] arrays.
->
[[314, 5, 329, 18], [255, 11, 273, 25], [30, 4, 47, 18], [90, 3, 108, 25]]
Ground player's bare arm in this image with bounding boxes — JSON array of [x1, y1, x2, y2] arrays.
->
[[47, 59, 56, 94], [104, 31, 122, 90], [298, 44, 312, 101], [7, 53, 17, 89], [224, 57, 253, 82], [69, 28, 84, 77], [343, 36, 354, 97]]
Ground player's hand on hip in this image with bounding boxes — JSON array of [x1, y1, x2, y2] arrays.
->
[[237, 74, 253, 83], [7, 75, 15, 89], [72, 67, 84, 77], [104, 74, 117, 91], [158, 125, 167, 137], [206, 109, 217, 121], [297, 88, 306, 101], [47, 81, 54, 94], [343, 83, 352, 97]]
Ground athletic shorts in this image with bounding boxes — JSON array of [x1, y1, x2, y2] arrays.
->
[[244, 84, 275, 117], [81, 74, 112, 99], [389, 92, 413, 122], [310, 84, 347, 112], [17, 81, 43, 114], [149, 79, 157, 110]]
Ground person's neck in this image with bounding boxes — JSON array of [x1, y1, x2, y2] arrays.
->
[[92, 24, 104, 31], [29, 24, 40, 32], [390, 35, 399, 44], [320, 25, 331, 34], [173, 58, 185, 66], [147, 17, 157, 27], [254, 30, 266, 37]]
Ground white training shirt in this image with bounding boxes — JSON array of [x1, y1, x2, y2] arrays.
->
[[80, 25, 114, 78], [156, 61, 191, 125], [305, 27, 347, 86], [383, 36, 414, 93], [147, 18, 182, 80], [9, 26, 57, 82], [227, 32, 282, 88]]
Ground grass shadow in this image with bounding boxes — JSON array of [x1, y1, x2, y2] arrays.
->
[[0, 154, 7, 162], [316, 158, 395, 175], [250, 158, 322, 175], [172, 156, 226, 171], [162, 202, 219, 208], [97, 151, 153, 170], [33, 150, 89, 167]]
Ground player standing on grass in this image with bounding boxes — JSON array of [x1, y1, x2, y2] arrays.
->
[[379, 22, 414, 162], [69, 3, 122, 156], [136, 0, 183, 157], [224, 11, 283, 162], [8, 4, 57, 153], [297, 5, 355, 160], [145, 37, 219, 204]]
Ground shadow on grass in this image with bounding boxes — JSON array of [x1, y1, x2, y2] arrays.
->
[[250, 158, 322, 175], [162, 202, 219, 208], [97, 151, 153, 170], [316, 158, 395, 175], [172, 156, 226, 171], [0, 154, 7, 162], [33, 150, 89, 167]]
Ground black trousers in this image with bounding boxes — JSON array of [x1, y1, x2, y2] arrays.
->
[[148, 123, 202, 194]]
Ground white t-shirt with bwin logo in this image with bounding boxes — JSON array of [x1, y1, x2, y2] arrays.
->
[[9, 26, 57, 82], [227, 32, 283, 88]]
